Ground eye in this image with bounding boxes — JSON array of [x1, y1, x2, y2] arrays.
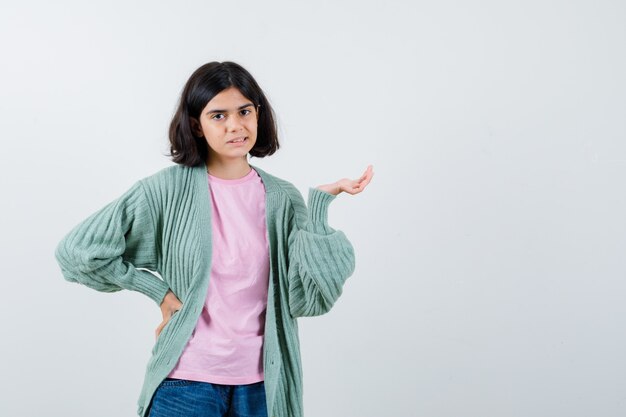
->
[[241, 109, 251, 116], [211, 114, 224, 120]]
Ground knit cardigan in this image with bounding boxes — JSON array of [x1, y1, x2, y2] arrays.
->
[[54, 161, 356, 417]]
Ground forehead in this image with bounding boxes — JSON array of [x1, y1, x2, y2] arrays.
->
[[203, 87, 253, 113]]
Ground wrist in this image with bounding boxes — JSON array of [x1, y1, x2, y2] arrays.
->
[[161, 289, 176, 307], [315, 182, 339, 196]]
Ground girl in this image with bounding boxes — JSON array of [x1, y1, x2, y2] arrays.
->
[[55, 61, 373, 417]]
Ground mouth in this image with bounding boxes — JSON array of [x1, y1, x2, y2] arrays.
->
[[227, 137, 248, 144]]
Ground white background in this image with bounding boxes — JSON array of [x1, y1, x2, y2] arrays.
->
[[1, 1, 625, 416]]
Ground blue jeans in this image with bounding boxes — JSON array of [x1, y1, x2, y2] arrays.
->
[[147, 378, 268, 417]]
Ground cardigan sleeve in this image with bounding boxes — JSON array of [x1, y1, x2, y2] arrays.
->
[[54, 179, 171, 307], [286, 186, 356, 318]]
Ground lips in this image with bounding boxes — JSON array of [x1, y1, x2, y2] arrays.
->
[[227, 136, 247, 143]]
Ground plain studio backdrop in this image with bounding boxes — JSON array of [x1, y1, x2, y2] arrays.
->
[[1, 1, 625, 416]]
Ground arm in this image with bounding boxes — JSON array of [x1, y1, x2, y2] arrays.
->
[[286, 186, 356, 318], [54, 179, 171, 307]]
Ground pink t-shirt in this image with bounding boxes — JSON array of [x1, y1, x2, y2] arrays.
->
[[167, 167, 270, 385]]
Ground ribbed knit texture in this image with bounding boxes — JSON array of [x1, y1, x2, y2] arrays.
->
[[54, 161, 356, 417]]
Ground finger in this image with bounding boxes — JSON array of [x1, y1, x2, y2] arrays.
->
[[346, 181, 362, 195], [356, 174, 371, 188], [358, 166, 372, 181], [351, 175, 371, 194], [360, 166, 374, 181], [361, 168, 374, 184], [361, 174, 373, 187]]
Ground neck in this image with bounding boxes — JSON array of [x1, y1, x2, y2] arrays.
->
[[206, 157, 251, 180]]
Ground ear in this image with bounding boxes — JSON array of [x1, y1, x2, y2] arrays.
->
[[190, 117, 203, 137]]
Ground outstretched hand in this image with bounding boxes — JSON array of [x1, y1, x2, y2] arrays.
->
[[316, 165, 374, 196]]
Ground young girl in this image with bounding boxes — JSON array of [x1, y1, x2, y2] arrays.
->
[[55, 61, 373, 417]]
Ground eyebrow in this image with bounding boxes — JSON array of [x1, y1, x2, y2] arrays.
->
[[205, 103, 254, 115]]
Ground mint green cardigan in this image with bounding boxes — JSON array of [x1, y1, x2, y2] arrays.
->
[[54, 161, 356, 417]]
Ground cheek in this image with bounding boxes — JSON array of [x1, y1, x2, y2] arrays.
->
[[203, 125, 223, 140], [246, 121, 258, 135]]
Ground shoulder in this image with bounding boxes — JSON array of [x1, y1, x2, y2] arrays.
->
[[139, 163, 188, 184], [137, 163, 195, 194]]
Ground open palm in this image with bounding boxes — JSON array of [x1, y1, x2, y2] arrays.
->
[[316, 165, 374, 196]]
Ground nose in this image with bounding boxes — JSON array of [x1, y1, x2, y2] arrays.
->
[[227, 114, 245, 132]]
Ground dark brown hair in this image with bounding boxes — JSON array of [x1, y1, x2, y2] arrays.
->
[[166, 61, 279, 167]]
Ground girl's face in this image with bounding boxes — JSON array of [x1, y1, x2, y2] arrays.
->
[[191, 87, 259, 165]]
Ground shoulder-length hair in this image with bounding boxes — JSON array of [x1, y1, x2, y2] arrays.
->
[[167, 61, 279, 167]]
